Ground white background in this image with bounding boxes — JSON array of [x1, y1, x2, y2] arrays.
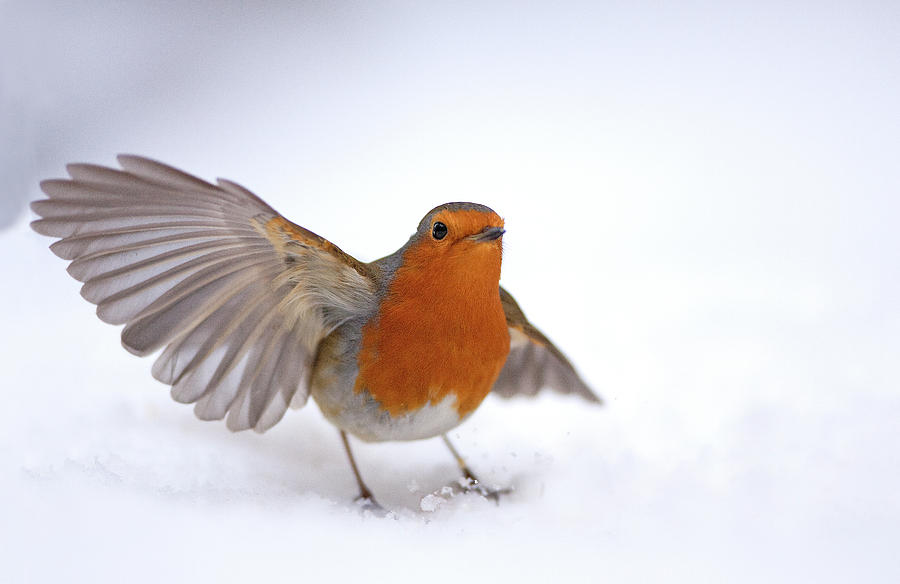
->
[[1, 2, 898, 582]]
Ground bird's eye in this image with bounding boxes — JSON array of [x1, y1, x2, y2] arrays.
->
[[432, 221, 448, 240]]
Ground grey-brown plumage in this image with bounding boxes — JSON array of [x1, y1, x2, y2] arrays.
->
[[494, 287, 601, 404]]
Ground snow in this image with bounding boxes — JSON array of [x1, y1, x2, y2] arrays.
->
[[2, 2, 899, 583]]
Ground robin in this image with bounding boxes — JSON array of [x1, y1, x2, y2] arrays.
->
[[31, 155, 602, 508]]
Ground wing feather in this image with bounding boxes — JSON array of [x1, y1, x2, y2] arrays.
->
[[492, 287, 602, 404], [49, 221, 251, 259], [89, 248, 273, 323], [154, 284, 279, 389], [31, 155, 376, 432]]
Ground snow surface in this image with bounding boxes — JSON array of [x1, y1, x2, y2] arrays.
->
[[2, 2, 899, 583]]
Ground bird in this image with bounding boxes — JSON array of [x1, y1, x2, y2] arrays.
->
[[30, 155, 602, 508]]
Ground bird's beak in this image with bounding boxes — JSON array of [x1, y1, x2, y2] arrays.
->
[[467, 226, 505, 242]]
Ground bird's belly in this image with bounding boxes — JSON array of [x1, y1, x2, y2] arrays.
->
[[310, 325, 467, 442], [313, 384, 465, 442]]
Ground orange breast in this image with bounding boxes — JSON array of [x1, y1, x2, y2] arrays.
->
[[355, 240, 510, 418]]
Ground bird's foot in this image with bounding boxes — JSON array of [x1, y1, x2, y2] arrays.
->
[[457, 476, 513, 505], [354, 492, 389, 517]]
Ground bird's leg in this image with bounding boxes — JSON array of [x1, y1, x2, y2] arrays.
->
[[441, 433, 482, 485], [441, 434, 510, 504], [339, 430, 384, 512]]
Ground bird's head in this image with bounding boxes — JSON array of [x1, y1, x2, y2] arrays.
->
[[412, 202, 504, 255], [394, 202, 505, 291]]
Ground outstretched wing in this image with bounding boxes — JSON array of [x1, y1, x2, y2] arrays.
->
[[492, 287, 602, 404], [31, 155, 376, 432]]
